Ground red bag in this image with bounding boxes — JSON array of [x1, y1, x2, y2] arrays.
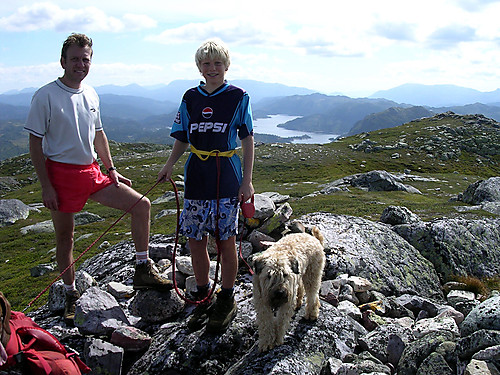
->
[[0, 310, 90, 374]]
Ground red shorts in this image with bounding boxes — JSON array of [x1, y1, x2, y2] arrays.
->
[[46, 159, 114, 213]]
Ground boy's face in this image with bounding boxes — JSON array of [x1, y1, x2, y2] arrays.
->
[[199, 58, 227, 89]]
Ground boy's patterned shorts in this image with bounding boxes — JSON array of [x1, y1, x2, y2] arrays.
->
[[179, 197, 239, 241]]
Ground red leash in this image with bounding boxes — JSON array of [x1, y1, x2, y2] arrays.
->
[[168, 152, 223, 305], [24, 179, 163, 312]]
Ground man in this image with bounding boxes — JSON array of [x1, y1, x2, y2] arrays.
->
[[25, 33, 172, 324]]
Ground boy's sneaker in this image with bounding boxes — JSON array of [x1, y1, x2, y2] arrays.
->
[[206, 293, 237, 334], [133, 260, 173, 291], [187, 293, 216, 332], [64, 290, 80, 325]]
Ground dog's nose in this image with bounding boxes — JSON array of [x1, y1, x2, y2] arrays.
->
[[270, 289, 288, 309], [274, 289, 287, 299]]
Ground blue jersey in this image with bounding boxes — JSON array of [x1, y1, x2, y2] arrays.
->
[[171, 82, 253, 200]]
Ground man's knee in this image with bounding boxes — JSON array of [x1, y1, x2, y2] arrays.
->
[[131, 196, 151, 215]]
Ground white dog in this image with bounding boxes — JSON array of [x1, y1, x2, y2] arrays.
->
[[252, 227, 325, 351]]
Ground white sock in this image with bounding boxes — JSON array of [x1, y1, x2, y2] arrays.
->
[[136, 251, 149, 264], [64, 282, 76, 293]]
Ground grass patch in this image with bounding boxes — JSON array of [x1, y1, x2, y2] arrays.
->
[[1, 114, 499, 310]]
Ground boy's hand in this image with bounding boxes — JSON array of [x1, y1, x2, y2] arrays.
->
[[238, 181, 254, 202], [157, 164, 173, 183]]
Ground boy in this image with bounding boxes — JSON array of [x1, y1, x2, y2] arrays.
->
[[25, 33, 172, 324], [157, 39, 254, 333]]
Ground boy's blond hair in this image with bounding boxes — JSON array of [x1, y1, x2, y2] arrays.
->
[[195, 39, 231, 70]]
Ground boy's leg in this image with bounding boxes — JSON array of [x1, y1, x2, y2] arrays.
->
[[219, 236, 238, 289], [188, 237, 210, 287], [186, 236, 215, 331], [90, 184, 172, 290], [206, 236, 238, 333], [51, 210, 80, 323]]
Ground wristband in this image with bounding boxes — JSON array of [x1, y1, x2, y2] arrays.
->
[[107, 166, 116, 173]]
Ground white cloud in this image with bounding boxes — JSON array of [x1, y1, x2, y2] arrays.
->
[[0, 62, 61, 91], [426, 24, 477, 49], [0, 2, 156, 32]]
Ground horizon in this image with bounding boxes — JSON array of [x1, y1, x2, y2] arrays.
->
[[2, 80, 500, 100], [2, 1, 500, 97]]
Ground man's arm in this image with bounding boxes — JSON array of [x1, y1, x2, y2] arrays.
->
[[29, 134, 59, 210], [94, 130, 131, 187]]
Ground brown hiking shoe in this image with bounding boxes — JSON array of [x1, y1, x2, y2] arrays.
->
[[206, 293, 237, 334], [187, 290, 216, 332], [64, 290, 80, 325], [133, 260, 173, 291]]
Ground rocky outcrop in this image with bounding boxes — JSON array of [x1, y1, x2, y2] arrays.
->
[[393, 217, 500, 281], [461, 177, 500, 204], [458, 176, 500, 216], [319, 170, 422, 195], [12, 185, 498, 375], [0, 199, 31, 227]]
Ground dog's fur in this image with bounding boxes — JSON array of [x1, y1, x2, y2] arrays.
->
[[252, 227, 325, 351]]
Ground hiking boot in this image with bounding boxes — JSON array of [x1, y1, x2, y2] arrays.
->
[[133, 260, 173, 291], [206, 293, 237, 334], [64, 290, 80, 325], [187, 294, 216, 332]]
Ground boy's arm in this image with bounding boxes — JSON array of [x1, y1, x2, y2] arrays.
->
[[29, 134, 59, 211], [157, 140, 190, 182], [94, 130, 131, 187], [239, 134, 255, 202]]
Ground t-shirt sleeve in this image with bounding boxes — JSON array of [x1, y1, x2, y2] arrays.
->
[[24, 89, 48, 138]]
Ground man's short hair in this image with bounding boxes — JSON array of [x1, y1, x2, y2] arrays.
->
[[195, 39, 230, 70], [61, 33, 93, 60]]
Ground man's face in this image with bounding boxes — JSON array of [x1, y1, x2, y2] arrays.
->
[[60, 44, 92, 88]]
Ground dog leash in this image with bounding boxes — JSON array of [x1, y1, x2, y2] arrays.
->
[[23, 179, 163, 312], [168, 174, 220, 306], [170, 150, 255, 304]]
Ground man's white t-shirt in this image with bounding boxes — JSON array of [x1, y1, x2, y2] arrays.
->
[[24, 79, 103, 165]]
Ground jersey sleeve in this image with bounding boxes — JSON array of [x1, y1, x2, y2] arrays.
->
[[237, 92, 254, 140], [170, 98, 189, 143]]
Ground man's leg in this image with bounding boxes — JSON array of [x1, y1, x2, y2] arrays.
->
[[90, 184, 172, 290], [90, 183, 150, 253], [51, 210, 80, 323]]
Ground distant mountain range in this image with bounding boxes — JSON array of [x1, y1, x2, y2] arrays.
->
[[370, 83, 500, 107], [1, 80, 500, 161]]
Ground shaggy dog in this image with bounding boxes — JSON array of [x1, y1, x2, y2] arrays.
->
[[252, 227, 325, 351]]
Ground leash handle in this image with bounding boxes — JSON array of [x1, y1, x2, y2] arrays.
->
[[241, 195, 255, 219]]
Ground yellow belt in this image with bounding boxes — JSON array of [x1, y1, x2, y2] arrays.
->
[[190, 145, 237, 161]]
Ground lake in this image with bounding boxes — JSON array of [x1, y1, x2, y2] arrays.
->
[[253, 114, 339, 144]]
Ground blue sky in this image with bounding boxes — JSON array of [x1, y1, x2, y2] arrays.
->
[[1, 0, 500, 97]]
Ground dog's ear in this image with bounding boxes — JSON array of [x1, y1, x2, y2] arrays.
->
[[253, 258, 265, 275], [290, 259, 300, 274]]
